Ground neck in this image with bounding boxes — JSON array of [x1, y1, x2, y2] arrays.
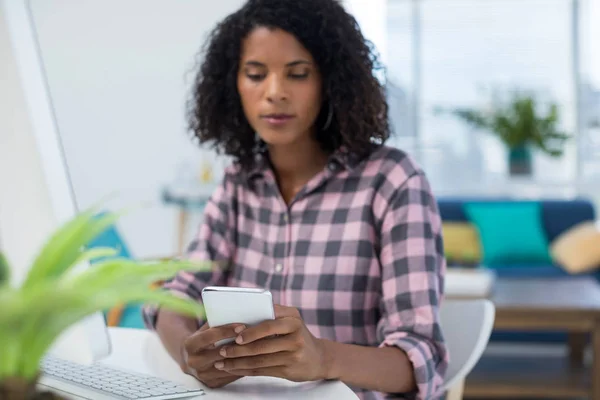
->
[[267, 139, 329, 185]]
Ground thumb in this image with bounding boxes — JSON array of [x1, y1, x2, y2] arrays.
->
[[274, 304, 301, 319]]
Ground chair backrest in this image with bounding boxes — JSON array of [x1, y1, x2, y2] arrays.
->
[[439, 298, 495, 392]]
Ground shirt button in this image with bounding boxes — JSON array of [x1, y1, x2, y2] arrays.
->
[[275, 263, 283, 272], [282, 214, 289, 223]]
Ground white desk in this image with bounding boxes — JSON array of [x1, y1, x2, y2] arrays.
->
[[64, 327, 358, 400]]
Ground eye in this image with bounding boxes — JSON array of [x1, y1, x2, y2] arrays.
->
[[247, 73, 265, 82], [289, 72, 309, 80]]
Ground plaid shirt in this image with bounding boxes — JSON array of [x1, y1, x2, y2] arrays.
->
[[143, 146, 448, 400]]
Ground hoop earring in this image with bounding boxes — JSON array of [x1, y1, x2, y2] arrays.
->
[[323, 103, 334, 130]]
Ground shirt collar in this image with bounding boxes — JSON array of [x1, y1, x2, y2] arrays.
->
[[246, 146, 359, 180]]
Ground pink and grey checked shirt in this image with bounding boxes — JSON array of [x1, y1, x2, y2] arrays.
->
[[143, 145, 448, 400]]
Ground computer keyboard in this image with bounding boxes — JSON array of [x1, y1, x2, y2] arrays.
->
[[40, 355, 205, 399]]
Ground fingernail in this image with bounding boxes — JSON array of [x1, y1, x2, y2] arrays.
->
[[234, 325, 246, 334], [214, 362, 224, 370], [235, 336, 243, 344], [220, 347, 227, 357]]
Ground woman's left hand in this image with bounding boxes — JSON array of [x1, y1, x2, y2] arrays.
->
[[213, 305, 331, 382]]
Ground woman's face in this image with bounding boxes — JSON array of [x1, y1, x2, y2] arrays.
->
[[237, 27, 323, 149]]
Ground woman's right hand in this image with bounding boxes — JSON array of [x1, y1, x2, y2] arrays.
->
[[180, 323, 246, 389]]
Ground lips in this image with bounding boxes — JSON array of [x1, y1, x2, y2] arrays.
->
[[261, 114, 295, 126], [262, 113, 294, 119]]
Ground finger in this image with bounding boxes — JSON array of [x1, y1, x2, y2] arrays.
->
[[220, 334, 300, 359], [188, 366, 240, 387], [185, 323, 246, 353], [181, 325, 210, 364], [186, 348, 226, 371], [203, 375, 240, 389], [235, 318, 298, 345], [198, 323, 210, 332], [226, 366, 287, 379], [199, 367, 240, 382], [215, 351, 290, 372], [273, 304, 301, 319]]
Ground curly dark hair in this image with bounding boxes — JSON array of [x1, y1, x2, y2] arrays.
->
[[187, 0, 390, 169]]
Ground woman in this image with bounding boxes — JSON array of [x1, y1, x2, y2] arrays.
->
[[143, 0, 448, 399]]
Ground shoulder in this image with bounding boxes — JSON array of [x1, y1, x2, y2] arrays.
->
[[355, 146, 439, 222], [358, 145, 426, 194], [211, 161, 262, 204], [217, 162, 252, 190], [222, 163, 241, 183], [205, 162, 242, 207]]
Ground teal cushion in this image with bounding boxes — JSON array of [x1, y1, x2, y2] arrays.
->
[[119, 305, 146, 329], [464, 201, 552, 266]]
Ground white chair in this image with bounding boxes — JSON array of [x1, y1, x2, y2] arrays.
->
[[439, 299, 496, 400]]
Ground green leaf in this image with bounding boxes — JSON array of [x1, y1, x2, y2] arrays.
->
[[63, 258, 214, 293], [450, 109, 491, 130], [0, 331, 21, 379], [0, 203, 212, 381], [75, 247, 120, 265], [441, 89, 571, 157], [60, 247, 120, 278], [22, 208, 124, 289], [0, 251, 10, 287], [19, 288, 205, 378]]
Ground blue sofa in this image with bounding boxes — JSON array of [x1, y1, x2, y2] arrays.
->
[[437, 197, 600, 343], [437, 197, 600, 280]]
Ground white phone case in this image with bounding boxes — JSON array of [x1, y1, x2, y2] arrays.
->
[[201, 286, 275, 346]]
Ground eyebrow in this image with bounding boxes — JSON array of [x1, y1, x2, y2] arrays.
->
[[244, 60, 312, 67]]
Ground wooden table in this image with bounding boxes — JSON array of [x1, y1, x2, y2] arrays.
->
[[462, 277, 600, 399]]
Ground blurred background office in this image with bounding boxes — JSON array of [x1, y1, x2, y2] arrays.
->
[[2, 1, 600, 398], [2, 0, 598, 261]]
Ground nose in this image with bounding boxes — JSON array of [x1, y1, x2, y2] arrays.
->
[[265, 74, 288, 103]]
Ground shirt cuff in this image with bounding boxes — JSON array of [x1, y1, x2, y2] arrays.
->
[[379, 332, 445, 400]]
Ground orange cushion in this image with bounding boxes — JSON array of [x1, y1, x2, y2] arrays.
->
[[550, 222, 600, 274]]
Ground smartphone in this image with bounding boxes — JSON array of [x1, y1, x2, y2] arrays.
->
[[201, 286, 275, 346]]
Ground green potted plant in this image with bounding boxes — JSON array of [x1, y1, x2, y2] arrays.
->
[[0, 207, 210, 399], [438, 90, 571, 176]]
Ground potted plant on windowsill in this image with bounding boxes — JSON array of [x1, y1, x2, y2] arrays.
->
[[0, 207, 210, 399], [437, 90, 571, 177]]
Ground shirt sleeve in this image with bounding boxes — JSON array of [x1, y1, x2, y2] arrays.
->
[[377, 171, 449, 400], [142, 170, 236, 330]]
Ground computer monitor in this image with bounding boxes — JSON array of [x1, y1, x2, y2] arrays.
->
[[1, 0, 112, 365]]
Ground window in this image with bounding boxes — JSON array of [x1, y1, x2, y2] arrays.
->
[[385, 0, 590, 194]]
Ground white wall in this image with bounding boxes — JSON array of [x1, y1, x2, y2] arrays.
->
[[16, 0, 243, 259], [589, 0, 600, 86], [344, 0, 388, 72], [0, 9, 58, 286]]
